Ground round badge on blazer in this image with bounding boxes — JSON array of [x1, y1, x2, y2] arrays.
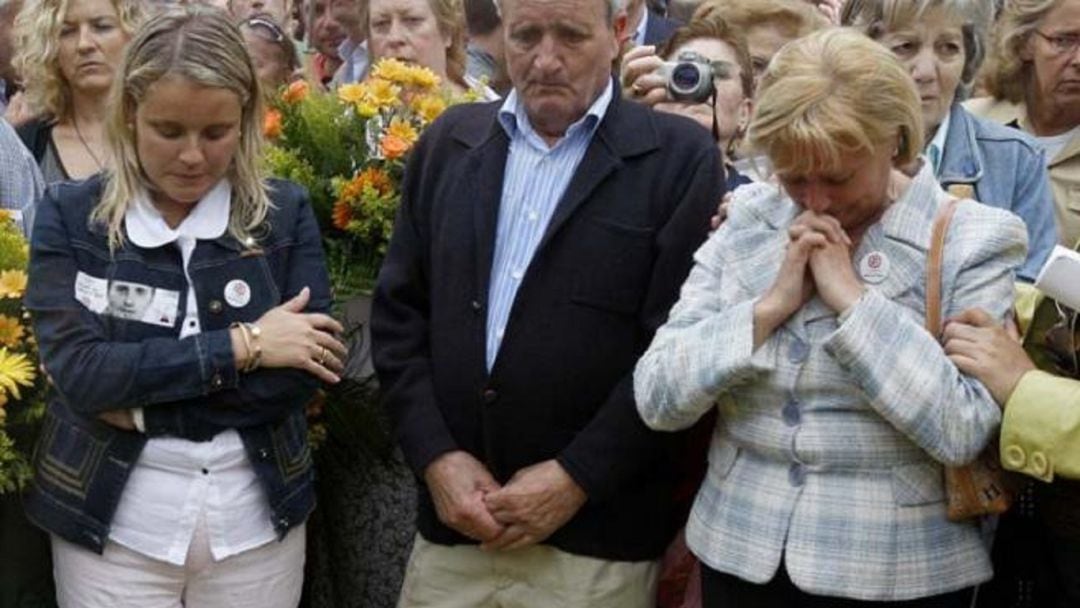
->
[[858, 251, 890, 284], [224, 279, 251, 308]]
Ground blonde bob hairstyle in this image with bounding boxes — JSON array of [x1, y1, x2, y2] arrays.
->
[[699, 0, 827, 43], [748, 28, 924, 176], [981, 0, 1060, 103], [12, 0, 143, 120], [93, 4, 271, 250]]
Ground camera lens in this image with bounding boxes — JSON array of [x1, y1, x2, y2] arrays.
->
[[671, 63, 701, 92]]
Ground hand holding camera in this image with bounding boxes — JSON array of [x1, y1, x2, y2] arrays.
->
[[620, 44, 669, 106], [622, 46, 728, 106]]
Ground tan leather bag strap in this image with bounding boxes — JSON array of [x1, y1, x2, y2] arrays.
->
[[926, 198, 961, 337]]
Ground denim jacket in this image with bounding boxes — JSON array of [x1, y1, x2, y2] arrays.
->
[[940, 102, 1058, 282], [23, 175, 329, 554]]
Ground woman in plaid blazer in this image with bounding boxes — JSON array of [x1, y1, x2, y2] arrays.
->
[[634, 29, 1027, 606]]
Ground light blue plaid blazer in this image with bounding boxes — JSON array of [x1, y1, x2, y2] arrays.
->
[[634, 163, 1028, 601]]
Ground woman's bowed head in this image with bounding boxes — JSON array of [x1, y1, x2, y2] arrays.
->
[[93, 4, 347, 388], [747, 27, 924, 345]]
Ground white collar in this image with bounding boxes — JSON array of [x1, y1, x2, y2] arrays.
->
[[926, 110, 951, 174], [125, 180, 231, 248], [634, 10, 649, 47]]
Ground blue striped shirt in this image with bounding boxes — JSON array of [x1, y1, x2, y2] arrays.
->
[[485, 81, 614, 370]]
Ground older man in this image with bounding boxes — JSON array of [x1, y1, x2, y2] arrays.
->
[[370, 0, 724, 605]]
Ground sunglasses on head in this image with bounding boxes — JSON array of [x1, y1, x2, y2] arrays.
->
[[243, 15, 286, 43]]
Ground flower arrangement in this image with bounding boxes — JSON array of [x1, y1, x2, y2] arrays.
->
[[0, 211, 46, 494], [264, 58, 476, 297], [264, 59, 486, 451]]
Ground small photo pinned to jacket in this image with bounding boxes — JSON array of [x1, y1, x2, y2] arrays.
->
[[107, 280, 154, 321], [104, 280, 180, 327]]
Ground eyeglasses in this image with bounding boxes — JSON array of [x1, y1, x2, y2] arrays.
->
[[1034, 30, 1080, 56], [242, 15, 287, 43]]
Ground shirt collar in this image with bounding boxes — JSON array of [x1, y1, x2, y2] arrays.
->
[[338, 37, 368, 62], [926, 110, 952, 175], [634, 10, 649, 47], [125, 180, 231, 248], [497, 79, 614, 149]]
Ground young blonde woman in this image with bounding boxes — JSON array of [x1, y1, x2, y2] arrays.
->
[[24, 6, 345, 607]]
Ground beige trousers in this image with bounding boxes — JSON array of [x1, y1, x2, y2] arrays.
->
[[398, 533, 660, 608], [51, 521, 305, 608]]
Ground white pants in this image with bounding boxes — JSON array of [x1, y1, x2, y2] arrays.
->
[[398, 534, 660, 608], [51, 520, 305, 608]]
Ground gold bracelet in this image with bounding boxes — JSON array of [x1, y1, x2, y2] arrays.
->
[[231, 322, 255, 373], [244, 322, 263, 372]]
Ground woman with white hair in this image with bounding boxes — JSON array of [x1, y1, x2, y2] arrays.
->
[[968, 0, 1080, 248], [843, 0, 1058, 283]]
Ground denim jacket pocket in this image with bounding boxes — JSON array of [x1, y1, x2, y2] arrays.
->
[[269, 411, 312, 485], [35, 410, 109, 500], [194, 255, 282, 328]]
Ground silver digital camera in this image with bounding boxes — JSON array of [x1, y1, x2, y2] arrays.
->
[[658, 51, 731, 103]]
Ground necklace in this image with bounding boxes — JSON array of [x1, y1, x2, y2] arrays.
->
[[72, 117, 104, 171]]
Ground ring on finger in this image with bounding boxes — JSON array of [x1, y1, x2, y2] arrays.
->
[[318, 346, 328, 366]]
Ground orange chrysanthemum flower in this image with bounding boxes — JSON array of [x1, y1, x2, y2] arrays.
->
[[354, 167, 394, 195], [263, 109, 283, 139], [332, 199, 353, 231], [0, 315, 23, 349], [282, 80, 309, 104], [380, 133, 411, 160]]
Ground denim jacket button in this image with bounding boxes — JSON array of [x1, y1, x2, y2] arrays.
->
[[788, 463, 806, 487], [258, 448, 270, 460], [208, 300, 224, 314], [211, 373, 223, 389]]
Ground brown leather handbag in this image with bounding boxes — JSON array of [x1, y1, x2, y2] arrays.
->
[[926, 197, 1014, 522]]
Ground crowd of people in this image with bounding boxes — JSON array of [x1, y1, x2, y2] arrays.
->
[[0, 0, 1078, 606]]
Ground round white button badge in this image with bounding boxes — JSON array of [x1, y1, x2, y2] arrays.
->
[[224, 279, 251, 308], [858, 251, 890, 284]]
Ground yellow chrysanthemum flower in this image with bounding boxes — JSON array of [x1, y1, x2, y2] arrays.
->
[[370, 58, 411, 83], [412, 95, 447, 124], [0, 270, 27, 298], [366, 78, 402, 109], [356, 102, 379, 119], [402, 64, 440, 90], [0, 348, 35, 400], [386, 117, 419, 146], [337, 83, 368, 106], [0, 315, 24, 349]]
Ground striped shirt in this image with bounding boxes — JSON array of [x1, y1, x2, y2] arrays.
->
[[486, 82, 614, 370], [0, 118, 44, 235]]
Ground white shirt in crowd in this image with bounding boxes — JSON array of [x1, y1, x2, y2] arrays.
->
[[109, 181, 277, 566]]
